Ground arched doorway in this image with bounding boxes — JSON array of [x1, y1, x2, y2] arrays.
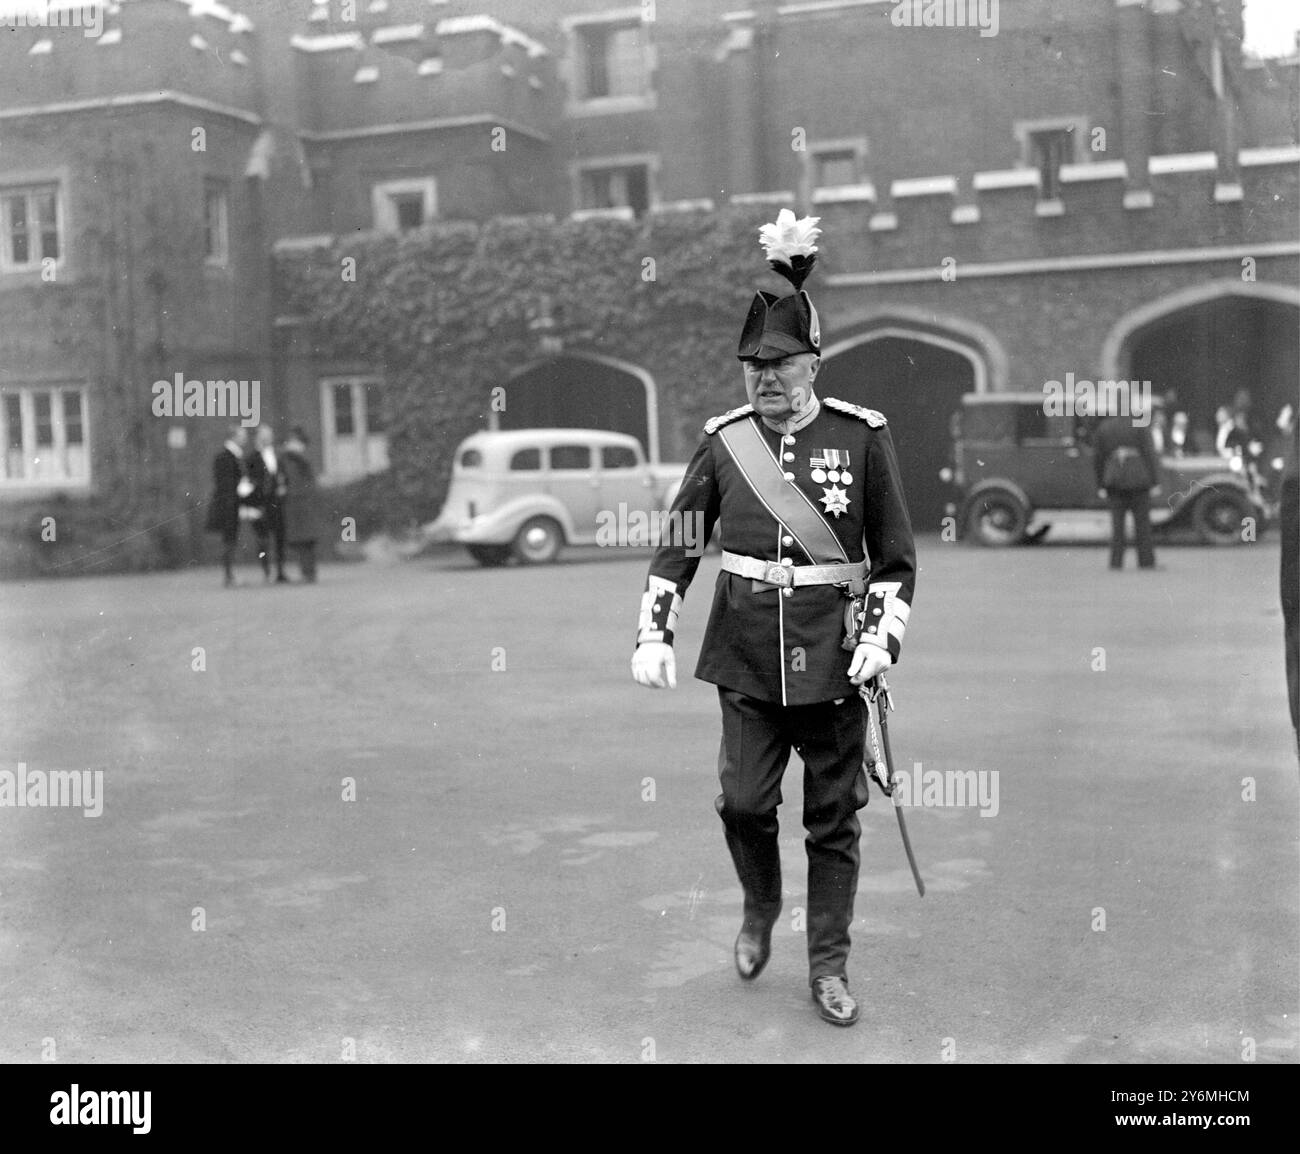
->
[[495, 352, 660, 462], [818, 326, 985, 531], [1104, 282, 1300, 453]]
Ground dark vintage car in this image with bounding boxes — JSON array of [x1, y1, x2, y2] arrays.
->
[[946, 393, 1264, 547]]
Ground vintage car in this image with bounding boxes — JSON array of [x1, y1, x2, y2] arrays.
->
[[425, 428, 688, 565], [948, 393, 1264, 547]]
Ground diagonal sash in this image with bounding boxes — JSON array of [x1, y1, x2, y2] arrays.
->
[[717, 417, 850, 565]]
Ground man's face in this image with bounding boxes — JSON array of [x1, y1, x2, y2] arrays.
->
[[232, 427, 249, 450], [256, 425, 274, 450], [741, 353, 819, 421]]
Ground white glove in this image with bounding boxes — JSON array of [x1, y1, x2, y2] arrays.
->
[[847, 643, 892, 686], [631, 642, 677, 689]]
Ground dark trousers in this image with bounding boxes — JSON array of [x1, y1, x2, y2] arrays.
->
[[254, 503, 286, 578], [1285, 609, 1298, 741], [715, 687, 870, 984], [1108, 490, 1155, 569], [1281, 477, 1298, 741], [220, 529, 238, 583], [293, 541, 318, 583]]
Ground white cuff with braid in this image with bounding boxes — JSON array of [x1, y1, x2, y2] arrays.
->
[[858, 581, 909, 658], [637, 576, 682, 645]]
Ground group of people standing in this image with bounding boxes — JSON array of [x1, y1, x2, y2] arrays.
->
[[1211, 397, 1295, 505], [205, 423, 322, 587], [1152, 388, 1295, 505], [1097, 390, 1298, 571]]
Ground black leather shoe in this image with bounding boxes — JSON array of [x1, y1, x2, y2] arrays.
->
[[811, 976, 859, 1026], [734, 923, 774, 981]]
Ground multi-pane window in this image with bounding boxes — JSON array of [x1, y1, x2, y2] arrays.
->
[[579, 21, 648, 99], [0, 386, 89, 487], [1, 185, 60, 273], [320, 377, 388, 481], [332, 382, 356, 436], [204, 180, 229, 266], [579, 163, 651, 215], [363, 381, 385, 435]]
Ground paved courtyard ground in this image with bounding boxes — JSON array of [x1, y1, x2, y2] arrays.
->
[[0, 537, 1296, 1063]]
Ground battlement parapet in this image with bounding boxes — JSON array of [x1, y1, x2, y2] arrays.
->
[[289, 16, 558, 139], [0, 3, 558, 140], [808, 148, 1300, 272], [0, 0, 260, 122]]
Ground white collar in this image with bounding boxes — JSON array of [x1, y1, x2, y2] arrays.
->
[[760, 393, 821, 436], [224, 440, 242, 456]]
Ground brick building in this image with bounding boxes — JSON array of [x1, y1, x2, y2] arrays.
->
[[0, 0, 1296, 568]]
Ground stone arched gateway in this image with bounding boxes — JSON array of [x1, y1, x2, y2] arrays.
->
[[1102, 281, 1300, 449], [817, 312, 1003, 532], [492, 352, 661, 464]]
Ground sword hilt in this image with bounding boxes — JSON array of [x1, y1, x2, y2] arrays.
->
[[863, 672, 895, 713], [860, 683, 893, 796]]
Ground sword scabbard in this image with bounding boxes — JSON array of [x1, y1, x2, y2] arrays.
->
[[870, 674, 925, 898]]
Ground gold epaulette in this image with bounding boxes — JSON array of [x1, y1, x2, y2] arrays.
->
[[703, 404, 755, 435], [823, 397, 887, 427]]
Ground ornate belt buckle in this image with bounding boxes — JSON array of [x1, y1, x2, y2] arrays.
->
[[764, 562, 793, 587]]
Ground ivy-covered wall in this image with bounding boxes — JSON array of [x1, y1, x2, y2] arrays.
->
[[273, 206, 793, 526], [0, 108, 272, 579]]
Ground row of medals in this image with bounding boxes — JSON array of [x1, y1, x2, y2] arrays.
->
[[810, 467, 853, 485]]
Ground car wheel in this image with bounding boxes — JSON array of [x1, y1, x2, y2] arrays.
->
[[512, 516, 564, 564], [964, 489, 1030, 547], [1193, 490, 1252, 545], [466, 544, 511, 567]]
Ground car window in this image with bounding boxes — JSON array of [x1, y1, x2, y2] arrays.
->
[[601, 445, 639, 469], [1015, 406, 1050, 442], [510, 448, 541, 471], [549, 444, 591, 470], [460, 448, 482, 468], [962, 405, 1016, 443]]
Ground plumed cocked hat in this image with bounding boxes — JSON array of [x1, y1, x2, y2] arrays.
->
[[737, 209, 822, 360]]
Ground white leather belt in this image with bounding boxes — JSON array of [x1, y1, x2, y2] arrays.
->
[[721, 551, 867, 588]]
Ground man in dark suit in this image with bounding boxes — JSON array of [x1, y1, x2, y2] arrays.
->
[[205, 424, 250, 587], [1279, 421, 1298, 765], [1094, 396, 1161, 570], [281, 427, 320, 583], [630, 212, 916, 1027], [246, 423, 288, 583]]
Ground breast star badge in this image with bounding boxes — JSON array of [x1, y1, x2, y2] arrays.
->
[[820, 484, 850, 518]]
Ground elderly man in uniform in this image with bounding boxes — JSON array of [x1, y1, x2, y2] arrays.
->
[[631, 212, 916, 1026]]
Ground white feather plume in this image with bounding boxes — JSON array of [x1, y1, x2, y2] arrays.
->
[[758, 209, 821, 264]]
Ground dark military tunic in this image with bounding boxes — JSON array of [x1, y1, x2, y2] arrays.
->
[[636, 396, 916, 705]]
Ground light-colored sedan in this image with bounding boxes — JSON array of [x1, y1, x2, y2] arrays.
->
[[426, 428, 687, 565]]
